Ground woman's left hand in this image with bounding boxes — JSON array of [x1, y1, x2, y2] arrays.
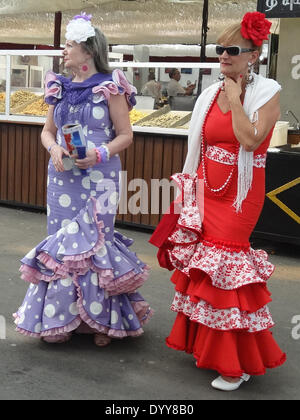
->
[[223, 75, 243, 105], [75, 149, 97, 170]]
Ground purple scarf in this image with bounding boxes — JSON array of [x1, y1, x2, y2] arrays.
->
[[45, 72, 114, 127], [55, 73, 114, 126]]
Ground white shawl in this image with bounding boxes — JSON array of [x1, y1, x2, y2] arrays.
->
[[183, 73, 281, 212]]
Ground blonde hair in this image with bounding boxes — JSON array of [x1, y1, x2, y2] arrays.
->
[[217, 23, 263, 54]]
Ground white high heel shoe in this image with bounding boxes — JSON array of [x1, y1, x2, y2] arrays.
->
[[211, 374, 250, 391]]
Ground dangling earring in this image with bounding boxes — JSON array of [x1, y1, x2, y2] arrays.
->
[[247, 62, 255, 85], [218, 73, 225, 90], [218, 72, 225, 82]]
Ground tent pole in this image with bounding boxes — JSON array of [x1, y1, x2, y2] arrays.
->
[[53, 11, 62, 72], [197, 0, 209, 97]]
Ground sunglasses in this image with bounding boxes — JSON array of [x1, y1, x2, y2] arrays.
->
[[216, 45, 255, 56]]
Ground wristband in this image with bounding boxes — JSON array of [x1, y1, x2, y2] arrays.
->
[[95, 145, 110, 164], [100, 144, 110, 162]]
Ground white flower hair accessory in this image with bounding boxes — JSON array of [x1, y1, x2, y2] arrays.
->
[[65, 13, 96, 44]]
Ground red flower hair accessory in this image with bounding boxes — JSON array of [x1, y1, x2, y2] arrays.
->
[[241, 12, 272, 47]]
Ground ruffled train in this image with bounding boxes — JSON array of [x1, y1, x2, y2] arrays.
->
[[150, 173, 286, 377], [166, 313, 286, 377], [14, 197, 153, 339]]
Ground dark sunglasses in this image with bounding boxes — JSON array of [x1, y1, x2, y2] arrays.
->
[[216, 45, 255, 56]]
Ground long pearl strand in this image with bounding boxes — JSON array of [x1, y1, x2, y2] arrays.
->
[[200, 88, 239, 196]]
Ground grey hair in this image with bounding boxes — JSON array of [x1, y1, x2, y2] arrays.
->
[[81, 28, 111, 74], [169, 68, 179, 79]]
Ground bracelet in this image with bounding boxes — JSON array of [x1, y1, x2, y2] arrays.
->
[[94, 148, 101, 163], [95, 145, 110, 164]]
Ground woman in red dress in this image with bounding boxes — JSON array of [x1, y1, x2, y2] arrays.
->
[[150, 12, 286, 391]]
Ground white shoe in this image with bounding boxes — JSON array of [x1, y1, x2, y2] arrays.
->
[[211, 374, 250, 391]]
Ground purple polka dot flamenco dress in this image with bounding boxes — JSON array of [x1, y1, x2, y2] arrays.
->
[[13, 69, 153, 342]]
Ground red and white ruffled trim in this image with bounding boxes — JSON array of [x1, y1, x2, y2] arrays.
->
[[171, 291, 274, 333], [169, 239, 274, 290], [166, 173, 274, 291]]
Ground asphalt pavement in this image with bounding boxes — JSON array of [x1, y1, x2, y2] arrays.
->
[[0, 205, 299, 401]]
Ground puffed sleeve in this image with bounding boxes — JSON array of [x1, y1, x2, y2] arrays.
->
[[44, 71, 63, 105], [92, 69, 137, 110]]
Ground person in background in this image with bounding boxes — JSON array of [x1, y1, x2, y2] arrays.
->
[[13, 13, 153, 347], [167, 68, 196, 97], [142, 72, 162, 105]]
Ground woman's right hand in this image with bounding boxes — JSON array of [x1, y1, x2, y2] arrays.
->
[[50, 144, 70, 172]]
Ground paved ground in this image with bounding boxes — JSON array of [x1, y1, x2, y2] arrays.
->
[[0, 205, 299, 401]]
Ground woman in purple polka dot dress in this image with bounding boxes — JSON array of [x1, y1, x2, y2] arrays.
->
[[13, 14, 153, 346]]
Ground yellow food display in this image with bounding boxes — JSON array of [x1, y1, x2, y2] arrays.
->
[[21, 97, 49, 116], [0, 90, 39, 113], [129, 109, 150, 125], [10, 90, 37, 108], [0, 93, 5, 112], [138, 113, 182, 128]]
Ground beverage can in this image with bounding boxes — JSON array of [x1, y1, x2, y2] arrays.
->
[[62, 123, 86, 156]]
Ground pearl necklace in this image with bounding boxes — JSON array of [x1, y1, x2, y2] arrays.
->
[[200, 87, 239, 196]]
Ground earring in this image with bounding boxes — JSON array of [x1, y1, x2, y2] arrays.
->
[[218, 73, 225, 90], [218, 72, 225, 82], [247, 62, 255, 85], [82, 65, 89, 72]]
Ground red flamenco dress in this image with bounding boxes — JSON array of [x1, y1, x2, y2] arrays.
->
[[150, 96, 286, 378]]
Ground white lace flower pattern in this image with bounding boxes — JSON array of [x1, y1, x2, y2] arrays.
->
[[171, 292, 275, 332]]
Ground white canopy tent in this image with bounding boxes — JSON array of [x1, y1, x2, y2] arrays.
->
[[0, 0, 113, 14], [0, 0, 277, 46]]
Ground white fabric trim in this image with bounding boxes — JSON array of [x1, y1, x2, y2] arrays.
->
[[171, 292, 274, 333], [206, 145, 266, 168], [182, 74, 281, 213]]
